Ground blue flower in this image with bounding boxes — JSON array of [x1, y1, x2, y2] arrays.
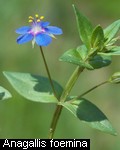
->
[[16, 15, 63, 47]]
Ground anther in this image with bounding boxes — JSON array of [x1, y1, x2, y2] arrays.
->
[[28, 19, 33, 23], [40, 16, 44, 20], [29, 16, 34, 19], [35, 14, 39, 18], [37, 19, 41, 22]]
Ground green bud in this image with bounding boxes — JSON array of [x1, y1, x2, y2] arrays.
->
[[109, 72, 120, 84]]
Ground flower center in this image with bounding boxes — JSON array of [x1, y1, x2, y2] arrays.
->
[[31, 25, 44, 35], [28, 14, 45, 35]]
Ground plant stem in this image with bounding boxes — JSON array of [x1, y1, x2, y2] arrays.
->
[[60, 66, 84, 102], [69, 80, 108, 103], [48, 105, 62, 139], [48, 66, 84, 139], [77, 80, 108, 98], [39, 46, 58, 99]]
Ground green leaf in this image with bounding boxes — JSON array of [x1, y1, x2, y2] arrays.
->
[[60, 45, 111, 70], [91, 25, 104, 51], [59, 45, 93, 69], [89, 54, 111, 69], [0, 86, 12, 100], [3, 72, 63, 103], [61, 98, 117, 135], [109, 72, 120, 84], [104, 19, 120, 44], [99, 46, 120, 56], [73, 5, 93, 49]]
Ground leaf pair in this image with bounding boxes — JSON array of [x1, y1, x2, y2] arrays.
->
[[3, 71, 117, 135], [73, 4, 120, 53], [60, 45, 111, 70], [60, 5, 120, 69]]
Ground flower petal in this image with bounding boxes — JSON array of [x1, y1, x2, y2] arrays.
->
[[39, 21, 50, 28], [35, 33, 52, 46], [46, 26, 63, 35], [17, 33, 33, 44], [16, 26, 31, 34]]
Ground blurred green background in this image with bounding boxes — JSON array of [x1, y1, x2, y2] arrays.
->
[[0, 0, 120, 149]]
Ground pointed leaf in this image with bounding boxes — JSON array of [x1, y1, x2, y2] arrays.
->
[[60, 45, 93, 69], [91, 25, 104, 51], [3, 72, 63, 103], [99, 46, 120, 56], [0, 86, 12, 100], [89, 54, 111, 69], [60, 46, 111, 70], [104, 19, 120, 44], [61, 98, 117, 135], [73, 5, 93, 49]]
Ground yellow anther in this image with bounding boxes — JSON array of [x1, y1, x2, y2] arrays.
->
[[37, 19, 41, 22], [29, 16, 34, 19], [40, 16, 44, 20], [28, 14, 44, 23], [35, 14, 39, 18], [28, 19, 33, 23]]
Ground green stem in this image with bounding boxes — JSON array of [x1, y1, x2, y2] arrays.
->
[[39, 46, 58, 99], [48, 66, 84, 139], [60, 66, 84, 102], [77, 80, 108, 98], [48, 105, 62, 139]]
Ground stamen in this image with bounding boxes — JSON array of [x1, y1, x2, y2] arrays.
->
[[29, 16, 34, 19], [28, 14, 44, 23], [37, 19, 41, 22], [40, 16, 44, 20], [28, 16, 34, 23], [35, 14, 39, 18], [28, 19, 33, 23]]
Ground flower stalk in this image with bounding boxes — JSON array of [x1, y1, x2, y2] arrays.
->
[[77, 80, 108, 99], [69, 80, 108, 104], [39, 46, 58, 99]]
